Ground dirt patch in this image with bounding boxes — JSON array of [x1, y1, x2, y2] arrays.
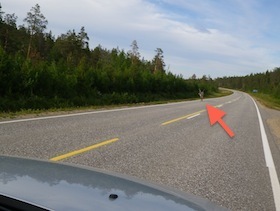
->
[[267, 119, 280, 148]]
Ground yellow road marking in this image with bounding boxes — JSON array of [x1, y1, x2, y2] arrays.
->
[[161, 101, 233, 126], [161, 109, 205, 126], [50, 138, 119, 161], [187, 113, 200, 119]]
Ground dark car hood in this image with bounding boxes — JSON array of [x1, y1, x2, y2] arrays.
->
[[0, 156, 227, 211]]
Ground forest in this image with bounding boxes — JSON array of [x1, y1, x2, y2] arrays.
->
[[216, 68, 280, 99], [0, 4, 218, 112]]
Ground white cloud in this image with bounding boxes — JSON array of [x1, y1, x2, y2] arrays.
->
[[1, 0, 279, 78]]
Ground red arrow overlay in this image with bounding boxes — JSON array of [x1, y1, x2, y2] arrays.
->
[[206, 104, 234, 138]]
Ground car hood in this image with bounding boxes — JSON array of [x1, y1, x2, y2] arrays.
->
[[0, 156, 227, 211]]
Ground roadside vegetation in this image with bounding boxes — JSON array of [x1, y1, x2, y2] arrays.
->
[[0, 4, 219, 114], [216, 68, 280, 110], [250, 93, 280, 110]]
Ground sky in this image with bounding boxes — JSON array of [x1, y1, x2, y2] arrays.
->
[[1, 0, 280, 78]]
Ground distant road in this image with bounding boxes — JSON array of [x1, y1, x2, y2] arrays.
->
[[1, 91, 280, 210]]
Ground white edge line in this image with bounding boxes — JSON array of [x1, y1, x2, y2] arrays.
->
[[0, 94, 242, 125], [250, 95, 280, 211], [187, 113, 200, 119], [0, 100, 193, 125]]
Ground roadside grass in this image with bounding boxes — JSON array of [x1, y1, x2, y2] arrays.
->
[[208, 89, 233, 98], [250, 92, 280, 111], [0, 100, 190, 120], [0, 89, 232, 120]]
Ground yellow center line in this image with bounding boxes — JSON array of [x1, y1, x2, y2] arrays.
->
[[161, 102, 232, 126], [161, 109, 205, 126], [50, 138, 119, 161]]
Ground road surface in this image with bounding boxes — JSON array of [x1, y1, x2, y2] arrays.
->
[[1, 91, 280, 210]]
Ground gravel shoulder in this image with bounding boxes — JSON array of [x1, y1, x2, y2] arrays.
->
[[256, 100, 280, 151], [267, 119, 280, 148]]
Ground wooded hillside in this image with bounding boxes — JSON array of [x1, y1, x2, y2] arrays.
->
[[0, 4, 217, 112], [216, 68, 280, 98]]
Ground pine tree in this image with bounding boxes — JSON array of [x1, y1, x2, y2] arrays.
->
[[24, 4, 48, 59]]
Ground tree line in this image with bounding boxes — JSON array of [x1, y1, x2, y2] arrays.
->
[[0, 4, 217, 112], [216, 68, 280, 98]]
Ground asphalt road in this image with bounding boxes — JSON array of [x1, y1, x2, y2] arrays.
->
[[1, 91, 280, 210]]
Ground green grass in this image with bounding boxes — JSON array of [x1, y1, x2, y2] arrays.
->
[[0, 89, 232, 120], [0, 100, 191, 120], [250, 92, 280, 111], [208, 88, 233, 98]]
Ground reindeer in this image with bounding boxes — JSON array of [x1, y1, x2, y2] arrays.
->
[[198, 89, 204, 101]]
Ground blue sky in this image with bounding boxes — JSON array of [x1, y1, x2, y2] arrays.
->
[[2, 0, 280, 78]]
